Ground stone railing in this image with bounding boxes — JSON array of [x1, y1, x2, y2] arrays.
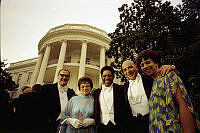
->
[[48, 57, 99, 67]]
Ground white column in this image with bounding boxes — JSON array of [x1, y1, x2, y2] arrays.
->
[[53, 40, 67, 83], [13, 74, 18, 83], [30, 52, 43, 86], [78, 41, 87, 80], [15, 74, 20, 84], [36, 44, 51, 84], [99, 46, 105, 85]]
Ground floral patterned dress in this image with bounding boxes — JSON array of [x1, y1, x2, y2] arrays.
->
[[60, 94, 95, 133], [149, 71, 194, 133]]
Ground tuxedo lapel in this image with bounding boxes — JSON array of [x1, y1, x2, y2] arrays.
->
[[67, 88, 76, 100], [52, 83, 61, 115], [141, 75, 153, 99], [113, 83, 125, 125], [94, 88, 102, 125], [123, 83, 129, 103], [113, 83, 118, 115]]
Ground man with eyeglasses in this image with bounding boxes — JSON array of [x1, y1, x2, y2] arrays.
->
[[39, 68, 76, 133]]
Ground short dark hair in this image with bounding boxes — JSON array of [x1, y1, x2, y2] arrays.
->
[[32, 84, 42, 93], [78, 77, 93, 90], [21, 85, 31, 92], [100, 66, 115, 77], [58, 68, 70, 77], [136, 49, 161, 68]]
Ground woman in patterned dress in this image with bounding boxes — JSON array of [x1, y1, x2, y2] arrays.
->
[[136, 49, 195, 133], [60, 77, 96, 133]]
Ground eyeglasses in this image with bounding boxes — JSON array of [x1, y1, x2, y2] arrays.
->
[[80, 84, 91, 89], [59, 74, 70, 77]]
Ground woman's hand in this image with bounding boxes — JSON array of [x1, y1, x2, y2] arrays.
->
[[66, 118, 83, 128], [82, 118, 95, 127]]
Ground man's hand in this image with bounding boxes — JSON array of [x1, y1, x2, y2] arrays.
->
[[159, 65, 176, 77]]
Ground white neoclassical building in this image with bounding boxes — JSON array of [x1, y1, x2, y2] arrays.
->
[[7, 24, 112, 95]]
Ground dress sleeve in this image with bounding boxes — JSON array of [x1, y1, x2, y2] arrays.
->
[[60, 98, 73, 125], [166, 71, 194, 114]]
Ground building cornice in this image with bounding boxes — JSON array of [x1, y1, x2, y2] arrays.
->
[[38, 24, 111, 51], [7, 58, 38, 71]]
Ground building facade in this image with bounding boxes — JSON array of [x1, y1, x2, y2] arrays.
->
[[7, 24, 112, 95]]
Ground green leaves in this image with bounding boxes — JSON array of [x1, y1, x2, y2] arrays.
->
[[106, 0, 200, 83], [0, 61, 18, 92], [106, 0, 200, 118]]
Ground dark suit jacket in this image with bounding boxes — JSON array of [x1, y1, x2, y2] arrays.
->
[[13, 92, 40, 130], [40, 83, 76, 126], [94, 83, 126, 127], [123, 74, 153, 130]]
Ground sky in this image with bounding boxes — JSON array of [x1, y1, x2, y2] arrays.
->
[[1, 0, 182, 65]]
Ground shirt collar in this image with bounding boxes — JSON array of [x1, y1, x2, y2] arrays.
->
[[102, 84, 113, 92], [129, 79, 135, 85], [58, 84, 68, 92], [129, 73, 141, 85]]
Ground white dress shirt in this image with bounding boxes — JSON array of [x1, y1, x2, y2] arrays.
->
[[99, 84, 116, 125], [57, 84, 68, 120], [128, 73, 149, 117]]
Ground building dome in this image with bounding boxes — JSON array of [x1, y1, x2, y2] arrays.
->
[[8, 24, 111, 93]]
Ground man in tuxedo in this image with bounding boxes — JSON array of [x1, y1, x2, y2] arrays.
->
[[94, 66, 126, 133], [12, 86, 40, 132], [122, 60, 176, 133], [40, 68, 76, 133]]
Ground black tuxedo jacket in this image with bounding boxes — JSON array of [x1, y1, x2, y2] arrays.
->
[[40, 83, 76, 124], [123, 74, 153, 128], [94, 83, 126, 127], [13, 92, 41, 129]]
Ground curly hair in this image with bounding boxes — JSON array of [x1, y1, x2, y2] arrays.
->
[[136, 49, 161, 68]]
